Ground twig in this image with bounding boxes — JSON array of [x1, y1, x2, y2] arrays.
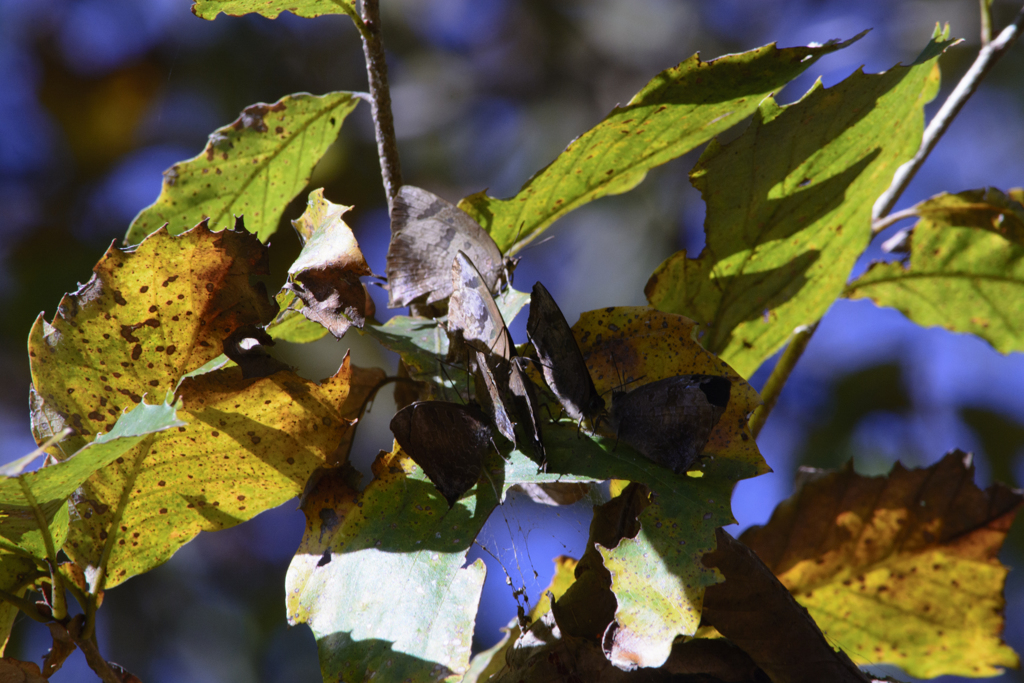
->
[[68, 617, 123, 683], [0, 588, 50, 623], [871, 206, 919, 235], [748, 322, 819, 439], [359, 0, 403, 210], [872, 4, 1024, 224]]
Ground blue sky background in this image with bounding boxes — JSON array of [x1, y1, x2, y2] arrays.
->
[[1, 0, 1023, 681]]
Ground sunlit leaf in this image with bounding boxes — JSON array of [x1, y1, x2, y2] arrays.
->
[[29, 225, 276, 457], [646, 34, 954, 378], [741, 450, 1022, 678], [266, 291, 330, 344], [27, 226, 370, 589], [283, 188, 374, 339], [192, 0, 358, 20], [0, 400, 183, 560], [846, 188, 1024, 354], [63, 358, 360, 590], [458, 35, 865, 252], [125, 92, 359, 244], [286, 454, 491, 683], [0, 401, 183, 651]]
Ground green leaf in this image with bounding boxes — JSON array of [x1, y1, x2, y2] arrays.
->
[[458, 34, 865, 252], [0, 400, 183, 651], [741, 451, 1022, 679], [125, 92, 359, 244], [192, 0, 358, 21], [286, 456, 491, 683], [646, 36, 954, 379], [266, 291, 331, 344], [846, 188, 1024, 354], [0, 400, 184, 561], [360, 287, 529, 388]]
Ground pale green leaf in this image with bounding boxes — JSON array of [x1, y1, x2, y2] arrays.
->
[[192, 0, 358, 21], [125, 92, 359, 244], [846, 188, 1024, 354], [646, 36, 954, 378], [458, 34, 865, 252], [599, 496, 723, 668], [286, 455, 491, 683]]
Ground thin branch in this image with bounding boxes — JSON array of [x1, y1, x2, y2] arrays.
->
[[871, 206, 919, 235], [872, 4, 1024, 224], [359, 0, 403, 210], [748, 322, 819, 439], [68, 617, 123, 683]]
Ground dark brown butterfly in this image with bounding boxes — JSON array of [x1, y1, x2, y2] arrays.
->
[[386, 185, 505, 308], [449, 252, 545, 467], [526, 282, 605, 427], [609, 375, 731, 474], [389, 401, 493, 508]]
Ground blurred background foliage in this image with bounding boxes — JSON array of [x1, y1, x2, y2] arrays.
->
[[2, 0, 1024, 681]]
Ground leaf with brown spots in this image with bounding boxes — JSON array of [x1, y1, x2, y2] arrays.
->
[[646, 32, 954, 379], [280, 188, 374, 339], [457, 35, 864, 253], [124, 92, 359, 244], [740, 450, 1023, 679], [846, 188, 1024, 355], [62, 355, 362, 590], [29, 224, 276, 459]]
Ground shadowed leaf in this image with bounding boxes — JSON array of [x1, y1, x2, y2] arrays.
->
[[646, 34, 953, 378], [702, 528, 871, 683], [125, 93, 359, 244], [740, 450, 1022, 678], [847, 188, 1024, 354], [458, 35, 865, 252]]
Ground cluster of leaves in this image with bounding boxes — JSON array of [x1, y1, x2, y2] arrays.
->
[[2, 2, 1023, 682]]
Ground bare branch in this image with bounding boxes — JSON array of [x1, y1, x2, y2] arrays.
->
[[872, 5, 1024, 224], [359, 0, 403, 211]]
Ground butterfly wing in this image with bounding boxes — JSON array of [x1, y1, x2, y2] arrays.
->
[[449, 251, 514, 359], [527, 282, 605, 424], [389, 401, 493, 508], [611, 375, 730, 474], [387, 186, 504, 307]]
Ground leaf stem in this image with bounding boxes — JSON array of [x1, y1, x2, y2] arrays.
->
[[748, 322, 819, 439], [872, 5, 1024, 224], [981, 0, 994, 46], [0, 588, 50, 623], [359, 0, 403, 209], [18, 479, 67, 619]]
